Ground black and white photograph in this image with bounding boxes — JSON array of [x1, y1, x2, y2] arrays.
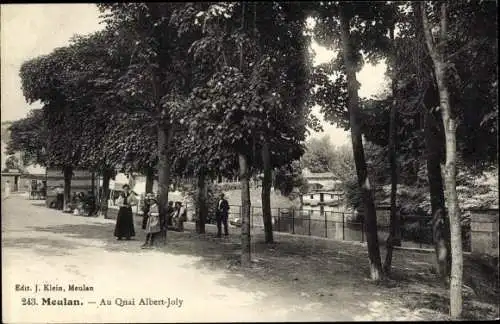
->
[[1, 2, 498, 322]]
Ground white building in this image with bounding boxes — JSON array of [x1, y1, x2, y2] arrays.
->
[[300, 190, 345, 220], [301, 168, 342, 191]]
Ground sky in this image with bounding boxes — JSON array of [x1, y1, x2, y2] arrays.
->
[[1, 3, 388, 149]]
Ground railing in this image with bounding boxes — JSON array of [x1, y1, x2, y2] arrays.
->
[[225, 205, 472, 252]]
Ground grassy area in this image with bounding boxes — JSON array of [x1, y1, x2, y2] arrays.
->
[[168, 223, 499, 321]]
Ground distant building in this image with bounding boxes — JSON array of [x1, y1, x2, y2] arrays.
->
[[299, 190, 345, 220], [301, 168, 342, 191], [1, 168, 23, 192], [302, 191, 344, 206]]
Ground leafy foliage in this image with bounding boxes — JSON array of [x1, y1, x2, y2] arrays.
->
[[301, 136, 336, 173], [6, 109, 48, 167], [4, 155, 22, 171], [273, 160, 309, 197], [184, 181, 224, 220]]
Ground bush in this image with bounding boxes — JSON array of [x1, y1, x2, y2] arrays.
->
[[184, 182, 224, 223], [400, 217, 472, 250], [400, 220, 433, 245]]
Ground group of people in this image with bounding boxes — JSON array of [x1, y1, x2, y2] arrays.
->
[[29, 180, 47, 200], [50, 185, 96, 216], [113, 185, 232, 247], [112, 184, 188, 248], [71, 191, 97, 216]]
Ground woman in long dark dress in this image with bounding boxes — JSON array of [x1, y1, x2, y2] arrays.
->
[[114, 184, 137, 240]]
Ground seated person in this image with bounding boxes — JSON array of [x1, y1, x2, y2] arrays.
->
[[171, 201, 187, 232], [84, 191, 96, 216]]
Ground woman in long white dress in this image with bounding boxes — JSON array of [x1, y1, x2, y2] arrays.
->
[[4, 180, 11, 200]]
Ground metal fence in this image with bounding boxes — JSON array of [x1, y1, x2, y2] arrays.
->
[[226, 205, 472, 252]]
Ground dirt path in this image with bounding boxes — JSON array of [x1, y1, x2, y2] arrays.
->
[[2, 194, 495, 322]]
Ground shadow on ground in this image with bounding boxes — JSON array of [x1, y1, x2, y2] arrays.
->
[[18, 219, 500, 320], [2, 236, 86, 256]]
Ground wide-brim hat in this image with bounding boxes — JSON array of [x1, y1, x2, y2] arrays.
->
[[145, 193, 156, 200]]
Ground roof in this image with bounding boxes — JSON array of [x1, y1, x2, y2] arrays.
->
[[1, 169, 23, 176], [302, 191, 344, 195], [304, 173, 335, 179]]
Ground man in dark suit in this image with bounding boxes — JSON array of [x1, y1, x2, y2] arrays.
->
[[216, 193, 230, 237]]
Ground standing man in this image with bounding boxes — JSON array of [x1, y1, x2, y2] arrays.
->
[[216, 193, 230, 237]]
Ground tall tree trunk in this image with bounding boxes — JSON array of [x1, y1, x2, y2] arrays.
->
[[425, 110, 451, 284], [422, 2, 463, 318], [99, 168, 112, 219], [145, 166, 154, 194], [63, 166, 72, 211], [339, 5, 383, 281], [197, 168, 207, 234], [384, 24, 401, 274], [239, 153, 252, 266], [157, 124, 174, 245], [261, 140, 274, 243]]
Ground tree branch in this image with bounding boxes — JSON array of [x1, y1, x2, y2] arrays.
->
[[421, 1, 438, 63], [440, 2, 447, 42], [446, 38, 486, 64]]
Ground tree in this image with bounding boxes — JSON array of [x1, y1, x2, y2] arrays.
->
[[301, 136, 336, 173], [19, 43, 98, 210], [185, 2, 313, 256], [382, 3, 401, 274], [20, 29, 139, 216], [255, 2, 313, 244], [171, 118, 239, 235], [364, 1, 497, 297], [273, 160, 309, 197], [310, 1, 397, 280], [4, 155, 22, 171], [97, 3, 199, 237], [60, 29, 167, 218], [310, 0, 399, 280], [360, 0, 496, 315], [6, 109, 48, 167], [421, 1, 461, 318]]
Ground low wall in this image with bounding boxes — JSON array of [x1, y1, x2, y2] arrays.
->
[[470, 210, 499, 256]]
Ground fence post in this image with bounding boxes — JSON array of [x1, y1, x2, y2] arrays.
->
[[292, 209, 295, 234], [278, 208, 281, 232], [309, 209, 311, 236], [324, 211, 328, 238], [342, 212, 345, 241], [251, 206, 254, 229], [361, 218, 364, 243], [419, 218, 423, 249]]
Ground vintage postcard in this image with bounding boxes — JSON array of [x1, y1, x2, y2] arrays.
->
[[1, 3, 498, 323]]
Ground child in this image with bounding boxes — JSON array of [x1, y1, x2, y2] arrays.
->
[[141, 193, 161, 248]]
